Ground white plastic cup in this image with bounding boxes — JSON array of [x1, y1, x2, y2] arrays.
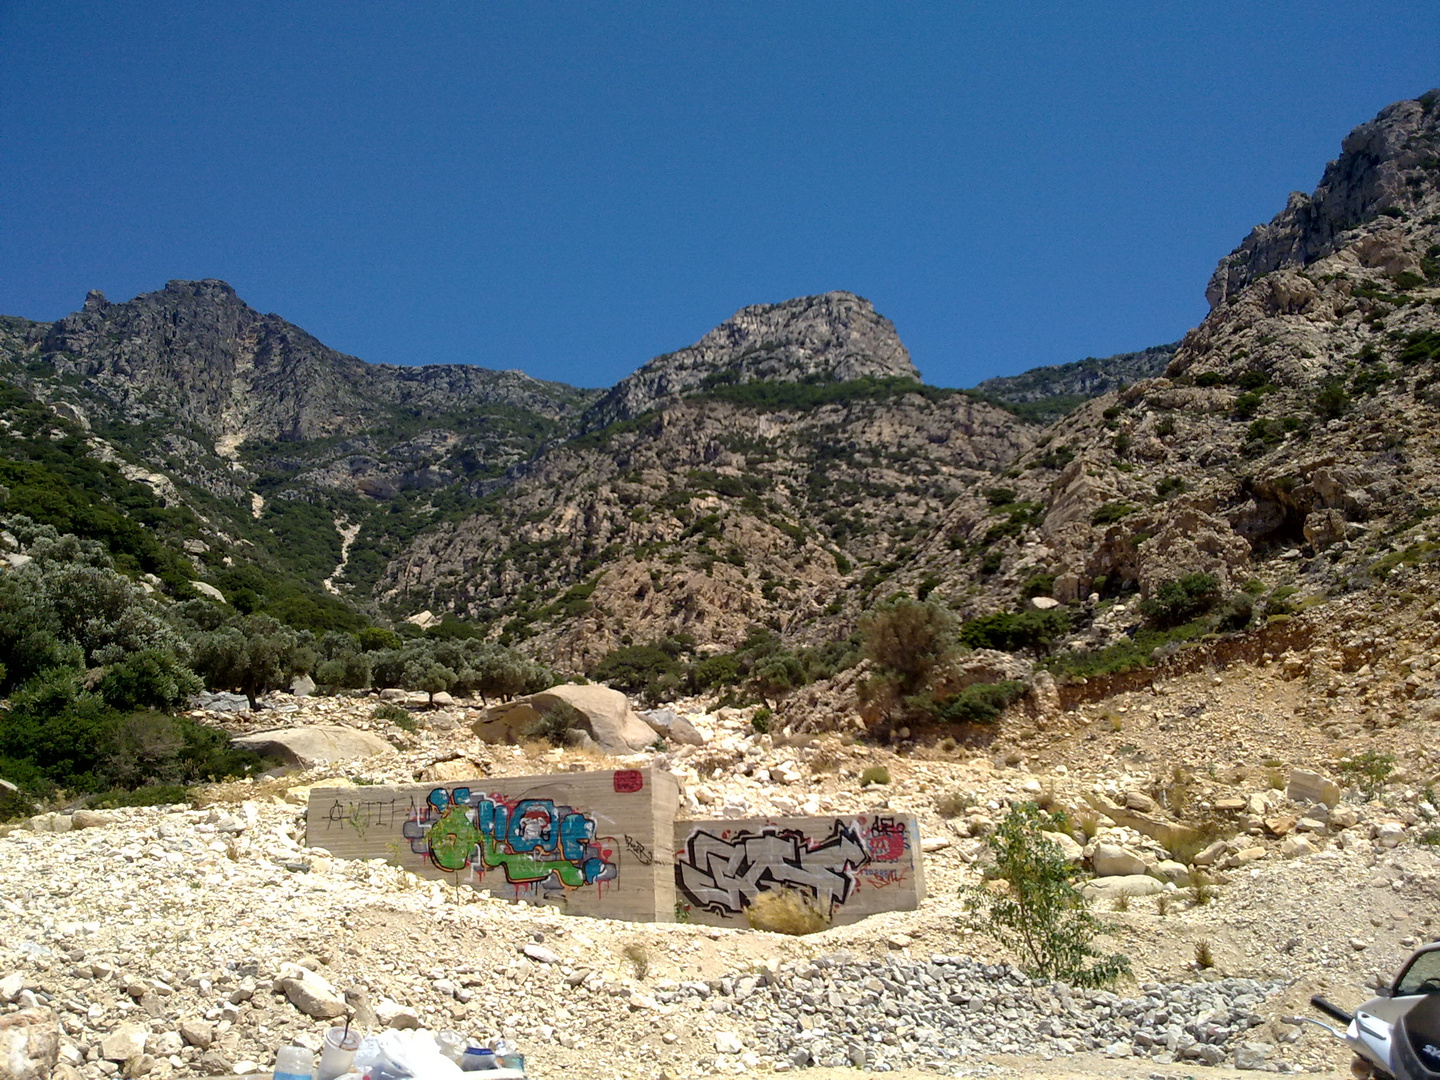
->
[[317, 1027, 361, 1080]]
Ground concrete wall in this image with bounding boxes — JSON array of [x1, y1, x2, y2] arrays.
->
[[674, 813, 925, 928], [306, 768, 679, 923]]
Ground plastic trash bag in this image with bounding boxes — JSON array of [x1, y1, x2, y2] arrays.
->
[[351, 1029, 464, 1079]]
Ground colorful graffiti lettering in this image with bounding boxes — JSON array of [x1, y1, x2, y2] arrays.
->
[[399, 787, 618, 891], [676, 820, 870, 916]]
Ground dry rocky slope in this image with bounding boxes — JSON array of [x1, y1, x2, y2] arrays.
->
[[7, 559, 1440, 1080]]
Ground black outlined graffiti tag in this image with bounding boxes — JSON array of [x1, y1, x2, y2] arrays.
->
[[675, 821, 870, 916]]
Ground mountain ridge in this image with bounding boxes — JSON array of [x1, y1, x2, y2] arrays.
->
[[0, 90, 1435, 672]]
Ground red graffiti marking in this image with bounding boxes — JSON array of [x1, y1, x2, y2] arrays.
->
[[864, 817, 909, 862], [613, 770, 644, 793]]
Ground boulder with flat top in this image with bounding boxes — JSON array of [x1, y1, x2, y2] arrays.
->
[[473, 683, 657, 754]]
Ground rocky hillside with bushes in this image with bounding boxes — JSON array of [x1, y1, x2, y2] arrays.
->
[[1, 90, 1438, 795]]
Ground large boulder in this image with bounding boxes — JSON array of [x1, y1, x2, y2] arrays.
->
[[0, 1009, 60, 1079], [1080, 875, 1166, 902], [1287, 768, 1341, 808], [640, 708, 707, 747], [474, 684, 657, 754], [231, 725, 392, 767], [1091, 843, 1148, 877]]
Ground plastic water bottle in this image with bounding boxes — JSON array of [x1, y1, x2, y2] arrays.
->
[[274, 1044, 315, 1080], [460, 1046, 497, 1071], [493, 1037, 523, 1071]]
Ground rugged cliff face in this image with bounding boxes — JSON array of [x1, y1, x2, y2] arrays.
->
[[972, 343, 1178, 419], [895, 89, 1440, 646], [34, 279, 591, 453], [382, 387, 1031, 667], [582, 292, 919, 429], [1206, 91, 1440, 306]]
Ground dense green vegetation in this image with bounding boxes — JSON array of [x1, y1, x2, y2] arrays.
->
[[588, 626, 860, 707], [0, 381, 200, 590], [0, 519, 271, 811], [0, 515, 555, 817], [857, 598, 1042, 729]]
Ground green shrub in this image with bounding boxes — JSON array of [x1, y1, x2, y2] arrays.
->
[[750, 707, 773, 734], [958, 609, 1070, 653], [97, 649, 202, 711], [1044, 618, 1210, 679], [1399, 330, 1440, 364], [372, 702, 412, 724], [962, 803, 1130, 987], [1018, 574, 1056, 601], [860, 765, 891, 786], [589, 642, 684, 701], [525, 701, 585, 746], [0, 672, 268, 796], [1351, 364, 1394, 397], [1230, 391, 1265, 419], [1337, 751, 1394, 801], [1090, 502, 1136, 527], [1214, 592, 1253, 632], [931, 680, 1025, 724], [1155, 476, 1186, 500], [860, 598, 957, 696], [1314, 381, 1350, 419], [1141, 573, 1221, 628]]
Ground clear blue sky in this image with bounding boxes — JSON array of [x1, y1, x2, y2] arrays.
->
[[1, 3, 1436, 390]]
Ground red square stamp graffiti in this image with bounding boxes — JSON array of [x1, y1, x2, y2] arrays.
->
[[613, 770, 644, 793]]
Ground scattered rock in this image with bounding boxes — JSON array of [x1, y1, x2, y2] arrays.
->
[[68, 809, 113, 830], [1279, 835, 1318, 859], [99, 1023, 148, 1062], [376, 998, 421, 1030], [1287, 769, 1341, 809], [191, 581, 227, 603], [179, 1018, 214, 1049], [1080, 874, 1166, 901], [277, 965, 347, 1020], [714, 1031, 745, 1054], [522, 944, 561, 965], [641, 709, 707, 746]]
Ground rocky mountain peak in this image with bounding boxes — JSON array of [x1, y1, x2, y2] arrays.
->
[[582, 290, 918, 428], [1206, 91, 1440, 307]]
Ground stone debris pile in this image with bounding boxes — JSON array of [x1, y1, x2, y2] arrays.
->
[[652, 953, 1285, 1074]]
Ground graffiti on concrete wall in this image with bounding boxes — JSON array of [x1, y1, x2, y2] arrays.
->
[[326, 785, 618, 897], [676, 815, 913, 918]]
